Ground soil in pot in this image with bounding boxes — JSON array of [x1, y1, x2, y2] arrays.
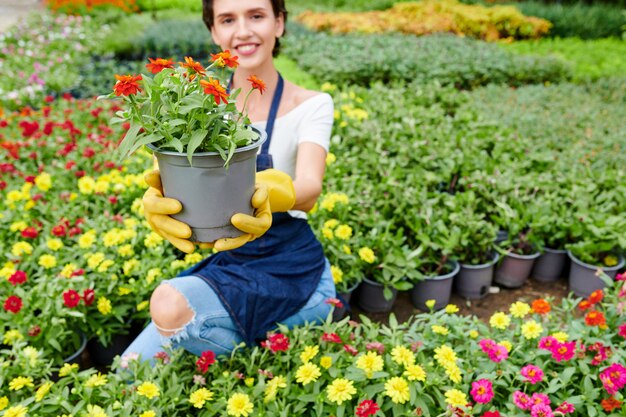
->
[[411, 261, 460, 311]]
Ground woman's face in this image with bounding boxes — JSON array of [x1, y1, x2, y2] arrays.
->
[[210, 0, 284, 69]]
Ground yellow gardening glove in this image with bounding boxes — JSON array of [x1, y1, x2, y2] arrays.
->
[[214, 169, 296, 252], [143, 170, 202, 254]]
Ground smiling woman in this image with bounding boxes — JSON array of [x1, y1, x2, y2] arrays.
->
[[122, 0, 340, 364]]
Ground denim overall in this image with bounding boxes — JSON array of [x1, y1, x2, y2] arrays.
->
[[177, 73, 326, 345]]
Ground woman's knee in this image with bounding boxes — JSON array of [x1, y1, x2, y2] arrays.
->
[[150, 283, 195, 337]]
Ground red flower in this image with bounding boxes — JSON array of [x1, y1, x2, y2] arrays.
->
[[4, 295, 23, 313], [83, 289, 95, 306], [200, 78, 229, 105], [247, 75, 266, 94], [8, 270, 27, 286], [210, 50, 239, 68], [43, 121, 54, 135], [21, 226, 39, 238], [356, 399, 380, 417], [578, 300, 592, 311], [601, 397, 622, 412], [146, 57, 175, 74], [261, 333, 290, 353], [63, 290, 80, 308], [28, 325, 41, 337], [52, 224, 67, 237], [482, 412, 501, 417], [113, 74, 143, 96], [531, 299, 551, 314], [71, 268, 85, 277], [585, 310, 606, 327], [69, 226, 82, 236], [180, 56, 206, 76], [196, 350, 216, 373], [325, 297, 344, 308], [589, 289, 604, 304], [82, 147, 95, 158], [321, 332, 342, 344], [19, 120, 39, 137]]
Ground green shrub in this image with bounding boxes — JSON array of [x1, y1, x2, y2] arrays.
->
[[501, 37, 626, 81], [136, 0, 202, 12], [283, 28, 572, 88], [64, 58, 146, 99]]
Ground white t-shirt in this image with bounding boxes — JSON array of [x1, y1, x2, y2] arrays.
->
[[252, 93, 334, 219]]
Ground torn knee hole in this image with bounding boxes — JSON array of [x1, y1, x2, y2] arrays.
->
[[150, 283, 196, 337]]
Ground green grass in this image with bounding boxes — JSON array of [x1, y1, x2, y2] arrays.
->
[[500, 37, 626, 81], [275, 55, 320, 90]]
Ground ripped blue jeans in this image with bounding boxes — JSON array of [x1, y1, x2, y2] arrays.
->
[[122, 259, 335, 363]]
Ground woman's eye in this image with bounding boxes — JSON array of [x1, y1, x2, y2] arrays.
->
[[252, 14, 263, 20], [221, 18, 233, 24]]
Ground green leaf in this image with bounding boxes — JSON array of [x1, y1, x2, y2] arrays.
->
[[128, 133, 162, 156], [186, 129, 209, 165], [117, 122, 142, 160]]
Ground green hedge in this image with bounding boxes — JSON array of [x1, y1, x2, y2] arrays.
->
[[282, 28, 572, 88], [136, 0, 202, 12]]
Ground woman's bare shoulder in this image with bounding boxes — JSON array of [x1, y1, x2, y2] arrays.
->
[[282, 82, 324, 111]]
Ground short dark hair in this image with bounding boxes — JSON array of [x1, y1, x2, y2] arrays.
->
[[202, 0, 287, 57]]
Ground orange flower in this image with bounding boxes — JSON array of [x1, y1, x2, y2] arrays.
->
[[113, 74, 142, 96], [210, 50, 239, 68], [601, 398, 622, 412], [578, 300, 592, 311], [589, 289, 604, 305], [180, 56, 206, 76], [585, 310, 606, 327], [531, 299, 551, 314], [200, 78, 229, 105], [247, 75, 266, 94], [146, 58, 174, 74]]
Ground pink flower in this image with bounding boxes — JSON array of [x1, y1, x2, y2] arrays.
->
[[344, 344, 359, 356], [471, 379, 494, 404], [555, 401, 575, 414], [488, 345, 508, 363], [537, 336, 558, 351], [513, 391, 531, 410], [261, 333, 290, 353], [618, 324, 626, 339], [616, 272, 626, 281], [321, 332, 342, 344], [530, 403, 554, 417], [324, 297, 344, 308], [153, 351, 170, 364], [366, 341, 385, 354], [355, 399, 380, 417], [119, 352, 139, 368], [521, 365, 544, 384], [600, 363, 626, 395], [193, 374, 206, 386], [479, 339, 497, 352], [531, 393, 551, 408], [551, 342, 576, 362]]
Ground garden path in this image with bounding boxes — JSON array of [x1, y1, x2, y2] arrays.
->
[[0, 0, 41, 33]]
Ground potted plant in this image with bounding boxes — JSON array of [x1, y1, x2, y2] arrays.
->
[[566, 212, 626, 297], [448, 192, 499, 299], [492, 199, 541, 288], [101, 54, 267, 242]]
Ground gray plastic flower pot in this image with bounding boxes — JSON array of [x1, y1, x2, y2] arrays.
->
[[494, 250, 541, 288], [148, 128, 266, 243], [356, 277, 398, 313], [532, 247, 568, 283], [567, 251, 625, 298], [455, 253, 499, 300], [338, 281, 361, 304], [411, 261, 460, 311]]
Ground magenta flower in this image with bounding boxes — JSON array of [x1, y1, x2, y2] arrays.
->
[[531, 393, 551, 408], [513, 391, 531, 410], [471, 379, 494, 404], [530, 403, 554, 417], [618, 323, 626, 339], [537, 336, 558, 351], [365, 341, 385, 354], [488, 345, 509, 363], [521, 365, 545, 384], [600, 363, 626, 395], [479, 339, 497, 353], [555, 401, 575, 414], [551, 341, 576, 362]]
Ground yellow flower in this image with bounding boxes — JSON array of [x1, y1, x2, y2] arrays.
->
[[323, 219, 339, 229], [343, 245, 352, 255], [3, 405, 28, 417], [358, 247, 376, 263], [94, 180, 109, 194], [12, 241, 33, 257], [35, 382, 53, 401], [78, 176, 96, 194], [391, 345, 415, 367], [184, 253, 203, 265], [117, 244, 134, 257], [445, 363, 462, 383], [445, 389, 468, 407], [137, 381, 160, 399], [356, 351, 384, 378], [295, 362, 321, 385], [137, 301, 149, 311], [97, 259, 114, 273], [263, 375, 286, 403], [144, 232, 163, 248], [97, 297, 112, 315], [118, 286, 132, 296], [326, 378, 356, 405], [3, 330, 23, 345], [431, 325, 449, 335], [330, 265, 343, 284], [79, 231, 96, 248], [604, 255, 618, 267], [244, 377, 254, 387], [10, 221, 28, 232], [551, 331, 569, 343], [146, 268, 161, 284], [425, 299, 436, 309], [489, 312, 511, 330], [0, 396, 8, 411], [60, 263, 77, 279], [227, 392, 254, 417], [38, 254, 57, 269], [521, 320, 544, 340], [469, 330, 479, 339], [320, 356, 332, 369], [322, 228, 334, 239], [58, 363, 79, 377], [334, 224, 353, 240], [434, 345, 457, 365], [321, 82, 336, 92], [34, 172, 52, 191], [189, 388, 213, 408], [23, 347, 40, 367], [85, 373, 107, 388], [384, 377, 410, 404], [445, 304, 459, 314], [87, 252, 105, 269], [85, 404, 108, 417], [300, 345, 319, 363], [139, 412, 156, 417], [509, 301, 531, 318], [7, 190, 24, 202], [404, 364, 426, 382], [123, 259, 139, 275], [326, 152, 336, 165], [499, 340, 513, 352], [9, 376, 34, 390]]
